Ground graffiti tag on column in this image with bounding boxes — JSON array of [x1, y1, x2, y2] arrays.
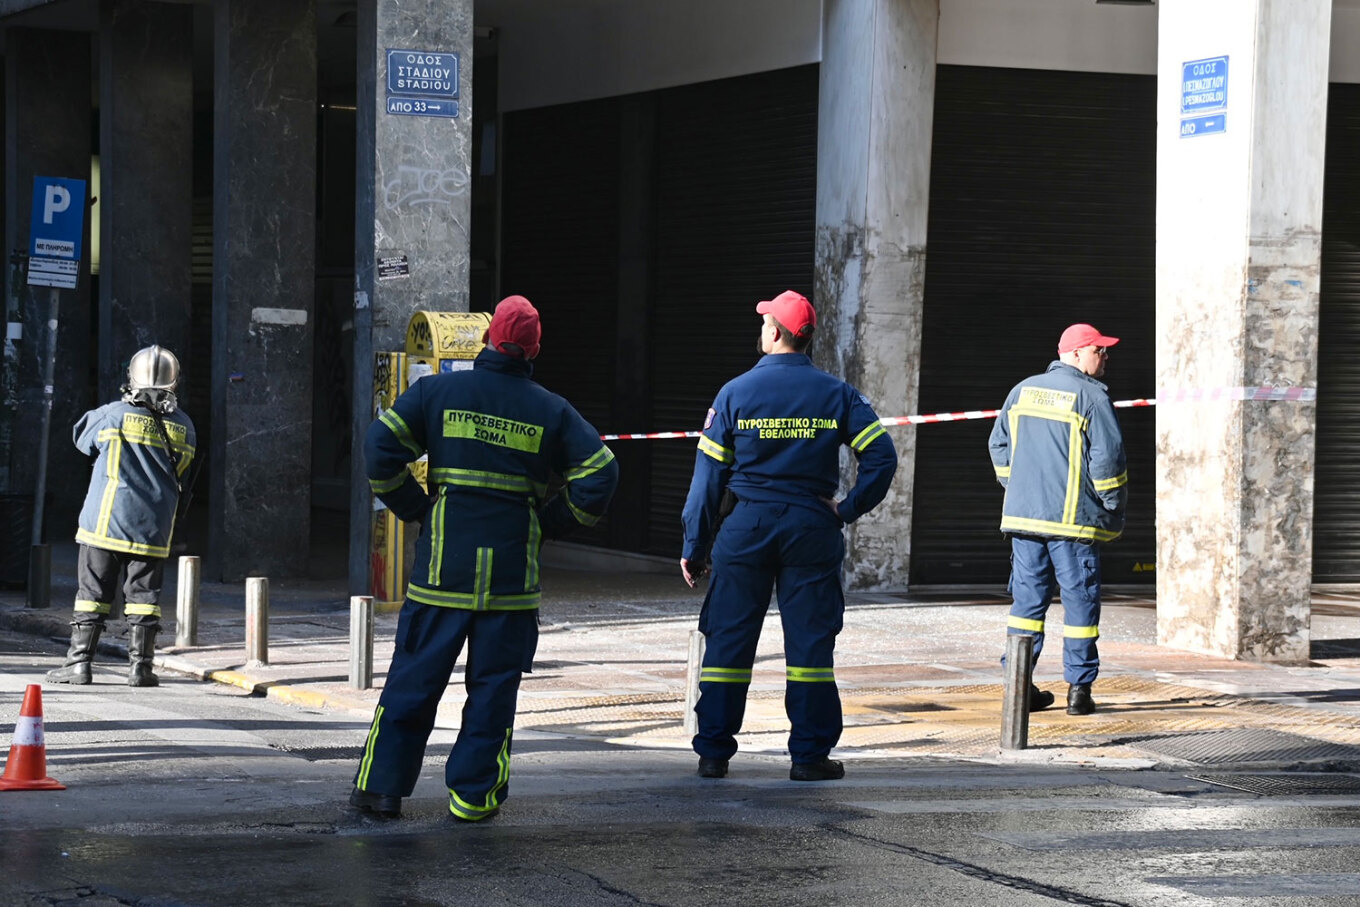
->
[[383, 165, 469, 210]]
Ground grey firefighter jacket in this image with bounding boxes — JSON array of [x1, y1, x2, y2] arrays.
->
[[74, 401, 197, 559], [987, 360, 1127, 542], [366, 348, 619, 611]]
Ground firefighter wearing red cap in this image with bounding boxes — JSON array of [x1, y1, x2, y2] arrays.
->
[[988, 323, 1128, 716], [350, 295, 618, 821], [681, 290, 897, 782]]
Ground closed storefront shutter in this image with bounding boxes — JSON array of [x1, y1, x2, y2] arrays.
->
[[1314, 83, 1360, 583], [502, 97, 621, 432], [499, 68, 816, 556], [910, 66, 1157, 585], [648, 65, 819, 555], [501, 97, 621, 546]]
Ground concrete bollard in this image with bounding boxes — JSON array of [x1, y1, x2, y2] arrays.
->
[[245, 577, 269, 667], [349, 595, 374, 690], [175, 556, 201, 648], [684, 629, 705, 736], [1001, 633, 1036, 751]]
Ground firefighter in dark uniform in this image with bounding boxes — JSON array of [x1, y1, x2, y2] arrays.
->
[[350, 296, 618, 821], [45, 345, 196, 688], [988, 323, 1127, 716], [681, 291, 897, 781]]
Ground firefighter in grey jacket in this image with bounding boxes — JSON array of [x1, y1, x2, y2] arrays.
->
[[987, 324, 1127, 716], [45, 345, 196, 688]]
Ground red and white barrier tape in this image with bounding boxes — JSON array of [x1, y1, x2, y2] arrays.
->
[[597, 386, 1314, 441], [1157, 385, 1316, 403]]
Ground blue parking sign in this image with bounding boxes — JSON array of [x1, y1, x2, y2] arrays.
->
[[29, 176, 87, 261]]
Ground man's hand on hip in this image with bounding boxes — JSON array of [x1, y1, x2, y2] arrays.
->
[[681, 557, 708, 588]]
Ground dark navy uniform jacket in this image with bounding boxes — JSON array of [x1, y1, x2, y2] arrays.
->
[[74, 401, 197, 559], [988, 360, 1127, 542], [367, 348, 618, 611], [681, 352, 898, 563]]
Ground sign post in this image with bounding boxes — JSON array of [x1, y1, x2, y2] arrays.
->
[[25, 176, 86, 609]]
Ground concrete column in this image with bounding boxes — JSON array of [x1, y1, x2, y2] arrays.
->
[[2, 29, 93, 525], [210, 0, 317, 580], [814, 0, 937, 589], [1155, 1, 1330, 662], [349, 0, 475, 594], [98, 0, 194, 402]]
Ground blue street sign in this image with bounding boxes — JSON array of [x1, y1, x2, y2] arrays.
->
[[386, 49, 458, 99], [386, 97, 460, 118], [1181, 56, 1228, 115], [1180, 114, 1227, 138], [29, 176, 87, 261]]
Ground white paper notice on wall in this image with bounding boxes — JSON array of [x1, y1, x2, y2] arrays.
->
[[251, 308, 309, 326]]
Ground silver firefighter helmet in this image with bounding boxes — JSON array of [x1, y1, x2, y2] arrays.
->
[[123, 345, 181, 413], [128, 345, 180, 391]]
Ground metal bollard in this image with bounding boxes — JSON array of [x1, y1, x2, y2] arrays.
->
[[175, 555, 201, 648], [683, 629, 705, 736], [245, 577, 269, 667], [1001, 633, 1036, 751], [349, 595, 374, 690]]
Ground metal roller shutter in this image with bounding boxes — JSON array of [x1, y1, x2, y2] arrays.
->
[[501, 97, 621, 546], [1314, 83, 1360, 583], [910, 65, 1157, 585], [648, 65, 819, 556]]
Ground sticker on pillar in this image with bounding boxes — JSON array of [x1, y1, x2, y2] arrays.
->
[[385, 49, 460, 119], [1180, 56, 1228, 139], [378, 254, 410, 280]]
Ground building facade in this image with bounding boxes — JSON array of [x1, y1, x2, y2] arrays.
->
[[1, 0, 1354, 662]]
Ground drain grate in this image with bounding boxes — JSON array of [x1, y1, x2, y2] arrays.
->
[[1189, 773, 1360, 796], [275, 745, 447, 764], [1131, 728, 1360, 766]]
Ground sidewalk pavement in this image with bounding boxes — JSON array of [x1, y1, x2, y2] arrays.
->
[[5, 542, 1360, 770]]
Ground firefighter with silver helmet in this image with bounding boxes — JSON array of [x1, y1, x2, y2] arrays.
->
[[45, 345, 197, 687]]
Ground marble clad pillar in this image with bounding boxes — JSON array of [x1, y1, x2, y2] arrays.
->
[[2, 29, 93, 526], [815, 0, 937, 589], [98, 0, 194, 403], [1155, 1, 1330, 662], [349, 0, 475, 594], [209, 0, 317, 580]]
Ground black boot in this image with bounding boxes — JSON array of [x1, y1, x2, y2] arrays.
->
[[1029, 684, 1056, 711], [349, 787, 402, 819], [1067, 683, 1095, 715], [45, 623, 103, 685], [128, 625, 160, 687]]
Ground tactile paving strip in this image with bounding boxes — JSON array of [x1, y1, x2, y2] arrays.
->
[[408, 674, 1360, 759]]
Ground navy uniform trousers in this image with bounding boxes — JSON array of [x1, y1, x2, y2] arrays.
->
[[694, 500, 846, 764], [354, 601, 538, 820], [1006, 534, 1102, 686]]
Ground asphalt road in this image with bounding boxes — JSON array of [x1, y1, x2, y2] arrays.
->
[[4, 629, 1360, 907]]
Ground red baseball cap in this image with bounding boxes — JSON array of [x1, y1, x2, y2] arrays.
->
[[756, 290, 816, 339], [486, 295, 542, 360], [1058, 323, 1119, 354]]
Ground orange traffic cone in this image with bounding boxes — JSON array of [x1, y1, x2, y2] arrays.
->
[[0, 684, 65, 791]]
